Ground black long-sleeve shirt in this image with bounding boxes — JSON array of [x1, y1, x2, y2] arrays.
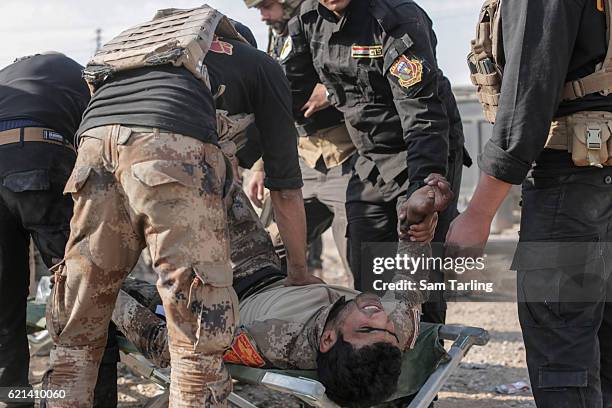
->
[[285, 0, 451, 199], [479, 0, 612, 184], [206, 38, 303, 191], [0, 54, 90, 144], [269, 22, 345, 137]]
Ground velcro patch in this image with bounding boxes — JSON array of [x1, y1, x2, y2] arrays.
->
[[351, 45, 383, 58], [223, 332, 265, 367], [210, 39, 233, 55], [390, 55, 423, 89]]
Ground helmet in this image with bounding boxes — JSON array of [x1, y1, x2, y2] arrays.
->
[[243, 0, 301, 17], [243, 0, 277, 8], [244, 0, 305, 34]]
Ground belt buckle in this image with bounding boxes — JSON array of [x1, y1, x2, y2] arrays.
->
[[586, 126, 602, 150]]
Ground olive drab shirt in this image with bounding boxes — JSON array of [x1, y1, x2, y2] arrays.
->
[[284, 0, 451, 199]]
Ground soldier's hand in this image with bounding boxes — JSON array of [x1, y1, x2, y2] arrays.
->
[[424, 173, 454, 212], [302, 83, 331, 118], [444, 208, 491, 259], [285, 273, 326, 287], [397, 184, 436, 241], [400, 212, 438, 242], [247, 170, 265, 208], [285, 263, 325, 286]]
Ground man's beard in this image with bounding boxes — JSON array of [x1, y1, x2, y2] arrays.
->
[[269, 20, 288, 35]]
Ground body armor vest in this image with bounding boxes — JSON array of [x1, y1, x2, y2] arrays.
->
[[83, 5, 245, 90], [468, 0, 612, 124]]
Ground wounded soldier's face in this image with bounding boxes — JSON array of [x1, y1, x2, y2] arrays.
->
[[320, 292, 399, 352], [317, 293, 404, 406]]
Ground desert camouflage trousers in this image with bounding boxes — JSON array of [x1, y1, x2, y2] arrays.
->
[[111, 176, 283, 370], [45, 125, 237, 407]]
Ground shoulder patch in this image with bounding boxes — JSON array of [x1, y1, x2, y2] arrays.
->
[[280, 36, 293, 60], [389, 55, 423, 88], [223, 332, 266, 367], [210, 39, 233, 55], [351, 45, 383, 58]]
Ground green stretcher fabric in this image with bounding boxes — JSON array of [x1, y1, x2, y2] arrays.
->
[[226, 323, 449, 399]]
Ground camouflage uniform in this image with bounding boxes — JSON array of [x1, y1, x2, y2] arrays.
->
[[112, 171, 285, 370], [46, 126, 237, 407], [112, 239, 426, 370]]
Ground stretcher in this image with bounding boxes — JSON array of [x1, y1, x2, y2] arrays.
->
[[26, 301, 489, 408]]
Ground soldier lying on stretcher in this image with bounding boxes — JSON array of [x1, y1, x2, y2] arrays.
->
[[109, 176, 453, 407]]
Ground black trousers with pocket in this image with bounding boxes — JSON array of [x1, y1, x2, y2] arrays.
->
[[515, 168, 612, 408], [0, 141, 118, 407]]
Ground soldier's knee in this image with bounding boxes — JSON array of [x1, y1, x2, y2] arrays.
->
[[165, 278, 238, 354], [191, 284, 237, 354]]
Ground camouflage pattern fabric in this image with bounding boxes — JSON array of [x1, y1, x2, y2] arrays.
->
[[45, 125, 236, 408]]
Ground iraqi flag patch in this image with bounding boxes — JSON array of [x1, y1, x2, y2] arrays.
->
[[389, 55, 423, 89], [351, 45, 383, 58]]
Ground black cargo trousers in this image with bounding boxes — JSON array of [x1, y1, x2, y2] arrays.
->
[[0, 140, 118, 408], [515, 168, 612, 408]]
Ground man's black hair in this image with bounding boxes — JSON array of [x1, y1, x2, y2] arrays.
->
[[316, 335, 402, 407]]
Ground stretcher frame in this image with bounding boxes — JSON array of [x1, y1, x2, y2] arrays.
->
[[118, 324, 488, 408], [27, 303, 489, 408]]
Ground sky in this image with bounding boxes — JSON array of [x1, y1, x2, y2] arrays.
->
[[0, 0, 483, 85]]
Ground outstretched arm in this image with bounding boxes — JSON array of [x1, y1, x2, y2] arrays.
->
[[270, 189, 324, 286]]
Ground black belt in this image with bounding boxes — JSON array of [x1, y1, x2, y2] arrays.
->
[[233, 266, 286, 301]]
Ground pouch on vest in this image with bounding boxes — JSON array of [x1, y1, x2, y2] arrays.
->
[[468, 0, 504, 124], [471, 0, 612, 123], [570, 115, 612, 167], [546, 111, 612, 167]]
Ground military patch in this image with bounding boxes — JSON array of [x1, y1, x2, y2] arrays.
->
[[279, 36, 293, 60], [351, 45, 383, 58], [223, 348, 243, 365], [390, 55, 423, 89], [226, 332, 266, 367], [210, 39, 233, 55]]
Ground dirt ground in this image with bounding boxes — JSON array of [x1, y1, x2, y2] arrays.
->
[[28, 228, 535, 407]]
